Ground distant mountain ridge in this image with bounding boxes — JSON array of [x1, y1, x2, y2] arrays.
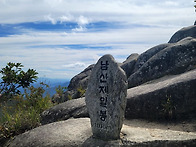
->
[[31, 78, 70, 96], [0, 78, 70, 97]]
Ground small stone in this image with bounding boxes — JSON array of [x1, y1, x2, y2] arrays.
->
[[85, 54, 128, 140]]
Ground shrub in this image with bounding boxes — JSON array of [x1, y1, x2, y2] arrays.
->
[[0, 62, 38, 101], [0, 102, 40, 139], [0, 83, 53, 145], [67, 94, 73, 100], [161, 95, 176, 120], [77, 85, 86, 97], [23, 82, 53, 113], [0, 62, 54, 145], [55, 85, 67, 97]]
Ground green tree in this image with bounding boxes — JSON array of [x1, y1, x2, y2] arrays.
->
[[0, 62, 38, 99]]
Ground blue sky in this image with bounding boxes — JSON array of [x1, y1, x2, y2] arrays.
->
[[0, 0, 195, 80]]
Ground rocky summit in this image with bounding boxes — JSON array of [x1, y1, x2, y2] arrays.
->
[[128, 37, 196, 88], [41, 69, 196, 124], [60, 25, 196, 101], [3, 24, 196, 147]]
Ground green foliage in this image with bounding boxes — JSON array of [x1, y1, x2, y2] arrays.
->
[[161, 95, 176, 120], [67, 94, 73, 100], [77, 85, 86, 97], [0, 83, 53, 144], [0, 62, 54, 145], [23, 82, 53, 113], [0, 102, 40, 139], [195, 0, 196, 10], [0, 62, 38, 100], [55, 85, 67, 97]]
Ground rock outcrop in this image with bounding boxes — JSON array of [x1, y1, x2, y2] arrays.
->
[[128, 37, 196, 88], [67, 64, 95, 92], [127, 25, 196, 88], [42, 69, 196, 123], [126, 69, 196, 120], [5, 118, 92, 147], [5, 118, 196, 147], [132, 43, 171, 73], [120, 53, 139, 78], [60, 25, 196, 97], [168, 25, 196, 43], [61, 64, 94, 102], [41, 97, 88, 125]]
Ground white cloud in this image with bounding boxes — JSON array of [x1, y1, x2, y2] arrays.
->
[[45, 15, 57, 25], [71, 15, 90, 32], [164, 1, 179, 6], [0, 23, 178, 79], [77, 16, 89, 26], [0, 0, 194, 26], [59, 15, 73, 23], [63, 62, 86, 68], [72, 26, 86, 32], [0, 0, 195, 79]]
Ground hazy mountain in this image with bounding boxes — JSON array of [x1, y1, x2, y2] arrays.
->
[[0, 78, 70, 97], [32, 78, 70, 96]]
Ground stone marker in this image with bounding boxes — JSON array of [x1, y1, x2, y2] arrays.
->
[[85, 54, 128, 140]]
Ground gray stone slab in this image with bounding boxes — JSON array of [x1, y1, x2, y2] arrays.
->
[[5, 118, 196, 147], [126, 69, 196, 120], [85, 54, 128, 140]]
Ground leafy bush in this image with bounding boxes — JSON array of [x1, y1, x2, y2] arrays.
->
[[0, 83, 53, 144], [0, 62, 56, 145], [0, 62, 38, 101], [24, 82, 53, 112], [0, 102, 40, 139], [55, 85, 67, 97], [77, 85, 86, 97]]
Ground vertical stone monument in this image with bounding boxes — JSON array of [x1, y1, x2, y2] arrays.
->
[[85, 54, 127, 140]]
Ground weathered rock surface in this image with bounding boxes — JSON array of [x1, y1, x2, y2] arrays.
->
[[86, 54, 127, 140], [120, 53, 139, 78], [68, 64, 94, 92], [41, 25, 196, 124], [59, 25, 196, 96], [56, 64, 94, 103], [133, 43, 171, 73], [128, 37, 196, 88], [5, 118, 92, 147], [51, 93, 63, 103], [41, 69, 196, 124], [126, 69, 196, 120], [41, 97, 88, 125], [5, 118, 196, 147], [169, 25, 196, 43]]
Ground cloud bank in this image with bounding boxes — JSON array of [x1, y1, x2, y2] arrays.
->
[[0, 0, 195, 79]]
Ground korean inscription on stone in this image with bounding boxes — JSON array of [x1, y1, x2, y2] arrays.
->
[[85, 54, 127, 140]]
